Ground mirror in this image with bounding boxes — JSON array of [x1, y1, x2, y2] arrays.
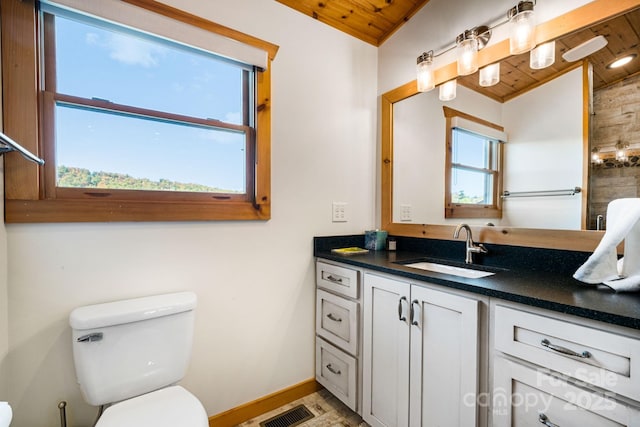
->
[[392, 68, 584, 230], [381, 2, 640, 251]]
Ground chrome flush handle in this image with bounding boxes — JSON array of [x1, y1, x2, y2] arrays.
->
[[77, 332, 103, 343]]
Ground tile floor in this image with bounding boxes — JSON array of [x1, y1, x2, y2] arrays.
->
[[235, 388, 366, 427]]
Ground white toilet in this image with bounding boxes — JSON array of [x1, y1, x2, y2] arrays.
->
[[69, 292, 208, 427]]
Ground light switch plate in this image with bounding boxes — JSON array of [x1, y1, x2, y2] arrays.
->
[[400, 204, 412, 221], [332, 202, 348, 222]]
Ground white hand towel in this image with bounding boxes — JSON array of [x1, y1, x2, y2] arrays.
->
[[0, 402, 11, 427], [574, 198, 640, 292]]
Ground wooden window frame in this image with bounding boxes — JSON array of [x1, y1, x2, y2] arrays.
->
[[1, 0, 278, 223], [443, 106, 504, 219]]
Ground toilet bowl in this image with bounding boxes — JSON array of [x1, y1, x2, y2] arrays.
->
[[0, 402, 11, 427], [95, 386, 206, 427], [69, 292, 208, 427]]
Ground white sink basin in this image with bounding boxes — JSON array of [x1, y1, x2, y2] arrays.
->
[[403, 261, 495, 279]]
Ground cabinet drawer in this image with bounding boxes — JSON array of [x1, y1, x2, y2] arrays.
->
[[316, 289, 359, 355], [316, 338, 358, 412], [494, 305, 640, 402], [493, 357, 640, 427], [316, 261, 360, 299]]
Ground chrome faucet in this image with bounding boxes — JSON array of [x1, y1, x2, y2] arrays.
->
[[453, 223, 488, 264]]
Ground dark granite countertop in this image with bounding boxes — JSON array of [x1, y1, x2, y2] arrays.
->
[[314, 235, 640, 330]]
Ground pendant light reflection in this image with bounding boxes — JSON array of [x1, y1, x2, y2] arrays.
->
[[479, 63, 500, 87], [616, 141, 629, 162], [416, 51, 435, 92], [508, 1, 536, 55], [439, 80, 457, 101], [530, 41, 555, 69]]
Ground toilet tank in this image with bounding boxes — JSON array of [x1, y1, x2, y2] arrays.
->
[[70, 292, 197, 406]]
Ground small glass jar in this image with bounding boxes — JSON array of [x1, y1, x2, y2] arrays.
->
[[387, 237, 397, 251]]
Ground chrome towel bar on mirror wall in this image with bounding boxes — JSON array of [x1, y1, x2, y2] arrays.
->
[[501, 187, 581, 198], [0, 130, 45, 165]]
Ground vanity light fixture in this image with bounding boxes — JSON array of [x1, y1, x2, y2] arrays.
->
[[479, 63, 500, 87], [415, 0, 558, 100], [607, 54, 637, 69], [508, 1, 536, 55], [417, 51, 435, 92], [616, 141, 629, 162], [530, 40, 555, 69], [439, 79, 457, 101], [455, 26, 491, 76], [456, 30, 479, 76], [591, 147, 603, 165]]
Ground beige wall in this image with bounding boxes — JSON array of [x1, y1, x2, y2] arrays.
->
[[4, 1, 378, 426]]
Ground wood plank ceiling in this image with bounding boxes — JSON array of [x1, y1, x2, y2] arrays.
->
[[275, 0, 431, 46], [276, 1, 640, 101], [459, 8, 640, 102]]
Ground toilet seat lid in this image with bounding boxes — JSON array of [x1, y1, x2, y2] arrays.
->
[[96, 386, 208, 427]]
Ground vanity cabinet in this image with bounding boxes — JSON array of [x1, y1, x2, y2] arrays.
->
[[315, 253, 640, 427], [361, 272, 483, 427], [492, 302, 640, 426], [315, 260, 362, 413]]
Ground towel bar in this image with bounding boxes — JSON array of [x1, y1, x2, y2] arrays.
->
[[502, 187, 581, 198], [0, 130, 45, 165]]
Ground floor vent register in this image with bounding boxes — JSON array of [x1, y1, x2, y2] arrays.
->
[[259, 404, 314, 427]]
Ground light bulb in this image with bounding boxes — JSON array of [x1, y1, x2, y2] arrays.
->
[[508, 1, 535, 55], [479, 63, 500, 87], [439, 80, 457, 101], [530, 41, 555, 69], [416, 52, 435, 92], [456, 31, 478, 76]]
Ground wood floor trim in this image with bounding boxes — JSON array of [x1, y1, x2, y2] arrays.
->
[[208, 379, 322, 427]]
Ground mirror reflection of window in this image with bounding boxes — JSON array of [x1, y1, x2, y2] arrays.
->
[[444, 107, 506, 219], [451, 128, 499, 205]]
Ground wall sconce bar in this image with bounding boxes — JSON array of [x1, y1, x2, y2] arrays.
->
[[0, 130, 45, 165], [415, 0, 562, 99], [502, 187, 582, 198]]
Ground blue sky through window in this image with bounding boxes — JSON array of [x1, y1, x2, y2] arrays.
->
[[52, 14, 248, 192], [451, 129, 494, 203]]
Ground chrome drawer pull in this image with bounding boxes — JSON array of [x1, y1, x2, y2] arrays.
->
[[326, 364, 341, 375], [541, 339, 591, 359], [326, 313, 342, 322], [539, 413, 560, 427], [398, 296, 407, 321], [326, 274, 343, 283]]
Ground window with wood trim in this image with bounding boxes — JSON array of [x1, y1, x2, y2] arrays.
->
[[1, 0, 277, 223], [444, 106, 504, 219]]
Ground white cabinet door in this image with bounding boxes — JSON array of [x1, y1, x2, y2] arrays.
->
[[363, 273, 482, 427], [409, 285, 480, 427], [362, 273, 411, 427]]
